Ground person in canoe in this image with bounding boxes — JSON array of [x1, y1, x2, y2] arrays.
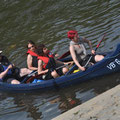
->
[[27, 40, 38, 71], [67, 30, 104, 71], [27, 40, 59, 71], [0, 51, 32, 84], [36, 44, 70, 80]]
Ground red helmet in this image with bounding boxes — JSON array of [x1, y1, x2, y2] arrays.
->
[[67, 30, 78, 39]]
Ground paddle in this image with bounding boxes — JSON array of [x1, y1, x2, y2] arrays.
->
[[21, 70, 37, 83], [84, 34, 106, 68], [26, 72, 43, 83], [25, 62, 73, 83]]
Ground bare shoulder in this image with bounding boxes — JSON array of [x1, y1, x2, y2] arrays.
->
[[27, 54, 32, 61], [69, 45, 74, 51], [38, 59, 43, 63], [38, 59, 43, 66]]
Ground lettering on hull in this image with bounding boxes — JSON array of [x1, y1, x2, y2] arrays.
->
[[107, 59, 120, 70]]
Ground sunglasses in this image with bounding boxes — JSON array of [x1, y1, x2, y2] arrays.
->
[[28, 45, 34, 49]]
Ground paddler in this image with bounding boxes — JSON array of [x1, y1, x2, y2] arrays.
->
[[0, 51, 32, 84], [68, 30, 104, 71]]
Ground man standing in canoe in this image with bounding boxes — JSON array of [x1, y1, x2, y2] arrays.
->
[[68, 30, 104, 71]]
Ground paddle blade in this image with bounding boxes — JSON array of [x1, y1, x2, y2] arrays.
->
[[58, 51, 70, 59], [95, 33, 106, 51]]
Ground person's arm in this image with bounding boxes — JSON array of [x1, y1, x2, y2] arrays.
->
[[55, 59, 64, 65], [82, 37, 95, 54], [70, 45, 85, 71], [38, 60, 48, 75], [27, 54, 38, 70], [0, 64, 13, 80], [55, 59, 73, 67]]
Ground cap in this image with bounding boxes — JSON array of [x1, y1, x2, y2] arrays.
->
[[67, 30, 78, 39], [0, 51, 2, 54]]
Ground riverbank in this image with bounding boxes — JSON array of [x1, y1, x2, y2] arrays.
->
[[52, 85, 120, 120]]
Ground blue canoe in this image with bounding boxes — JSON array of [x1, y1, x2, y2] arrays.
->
[[0, 43, 120, 93]]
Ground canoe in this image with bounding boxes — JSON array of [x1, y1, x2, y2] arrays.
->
[[0, 43, 120, 93]]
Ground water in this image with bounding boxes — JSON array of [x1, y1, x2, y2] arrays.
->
[[0, 0, 120, 120]]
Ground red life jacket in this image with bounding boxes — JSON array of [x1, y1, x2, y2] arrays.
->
[[27, 50, 38, 67], [27, 50, 55, 69], [27, 49, 38, 57], [47, 50, 54, 58], [38, 56, 56, 69]]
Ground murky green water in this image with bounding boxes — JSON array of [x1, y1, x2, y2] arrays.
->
[[0, 0, 120, 120]]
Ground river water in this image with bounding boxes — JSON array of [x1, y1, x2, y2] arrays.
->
[[0, 0, 120, 120]]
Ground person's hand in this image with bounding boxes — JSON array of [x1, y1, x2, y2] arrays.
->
[[11, 64, 15, 67], [79, 66, 85, 71], [7, 64, 14, 69], [54, 53, 59, 58], [91, 50, 95, 54], [65, 61, 74, 67]]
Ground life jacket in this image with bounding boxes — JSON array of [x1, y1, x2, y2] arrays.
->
[[0, 56, 20, 82], [0, 64, 12, 75], [0, 56, 11, 76], [37, 56, 56, 70], [47, 50, 54, 58], [27, 49, 38, 67]]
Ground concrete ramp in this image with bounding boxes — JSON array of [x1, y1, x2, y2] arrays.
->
[[52, 85, 120, 120]]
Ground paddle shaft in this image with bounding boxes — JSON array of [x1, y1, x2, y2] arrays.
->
[[55, 63, 71, 70], [84, 34, 106, 67], [95, 34, 106, 51], [21, 70, 37, 83], [24, 63, 71, 83]]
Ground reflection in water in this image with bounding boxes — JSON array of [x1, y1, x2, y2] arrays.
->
[[13, 95, 42, 120], [0, 0, 120, 120], [0, 94, 43, 120], [0, 72, 120, 120], [50, 90, 81, 113]]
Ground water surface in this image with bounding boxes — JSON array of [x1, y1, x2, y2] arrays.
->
[[0, 0, 120, 120]]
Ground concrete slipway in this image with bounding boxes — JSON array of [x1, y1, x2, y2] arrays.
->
[[52, 85, 120, 120]]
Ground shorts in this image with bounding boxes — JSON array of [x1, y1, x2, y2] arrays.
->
[[42, 70, 54, 80], [56, 67, 63, 76], [55, 63, 64, 76], [80, 54, 96, 66], [11, 67, 21, 79], [42, 67, 64, 80]]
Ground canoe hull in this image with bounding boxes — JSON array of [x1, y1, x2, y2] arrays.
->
[[0, 44, 120, 93]]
